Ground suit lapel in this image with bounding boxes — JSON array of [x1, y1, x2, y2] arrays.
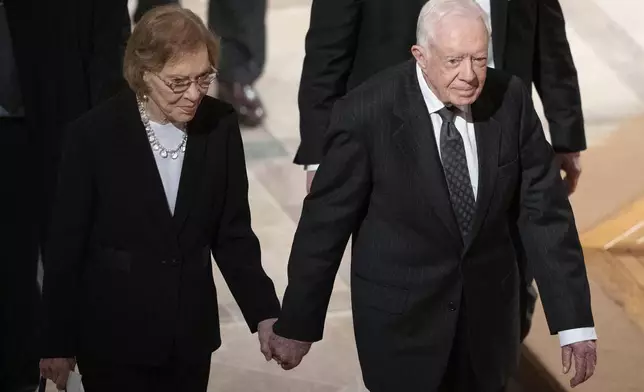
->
[[465, 97, 501, 250], [393, 61, 461, 244], [172, 117, 207, 233], [490, 0, 509, 67]]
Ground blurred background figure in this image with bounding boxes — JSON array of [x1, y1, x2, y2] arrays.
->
[[1, 0, 130, 391], [134, 0, 267, 127], [0, 2, 39, 391]]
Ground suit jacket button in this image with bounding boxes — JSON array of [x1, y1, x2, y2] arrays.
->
[[448, 302, 457, 311]]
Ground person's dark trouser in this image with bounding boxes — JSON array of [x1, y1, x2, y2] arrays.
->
[[134, 0, 267, 86], [438, 298, 507, 392], [208, 0, 267, 85], [78, 354, 211, 392], [0, 117, 41, 392]]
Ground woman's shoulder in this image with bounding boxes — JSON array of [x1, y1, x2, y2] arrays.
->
[[200, 95, 235, 115], [190, 96, 240, 138], [194, 95, 236, 124]]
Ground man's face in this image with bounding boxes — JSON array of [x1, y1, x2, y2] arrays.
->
[[412, 15, 488, 106]]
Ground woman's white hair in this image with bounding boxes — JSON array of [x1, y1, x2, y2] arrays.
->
[[416, 0, 491, 48]]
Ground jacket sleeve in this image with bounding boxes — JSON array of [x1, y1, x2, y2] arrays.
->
[[294, 0, 361, 165], [212, 113, 281, 333], [514, 78, 594, 334], [532, 0, 586, 153], [275, 99, 371, 342]]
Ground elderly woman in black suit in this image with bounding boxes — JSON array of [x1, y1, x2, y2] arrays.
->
[[38, 6, 280, 391]]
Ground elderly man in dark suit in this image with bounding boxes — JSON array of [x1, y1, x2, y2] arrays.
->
[[270, 0, 598, 391], [296, 0, 586, 345]]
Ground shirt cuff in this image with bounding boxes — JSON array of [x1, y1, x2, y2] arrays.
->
[[304, 164, 319, 171], [558, 327, 597, 347]]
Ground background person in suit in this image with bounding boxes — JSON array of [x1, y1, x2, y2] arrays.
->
[[38, 7, 280, 391], [295, 0, 585, 342], [296, 0, 585, 189], [270, 1, 597, 390], [134, 0, 268, 127], [0, 3, 41, 391], [1, 1, 130, 391], [5, 0, 132, 246]]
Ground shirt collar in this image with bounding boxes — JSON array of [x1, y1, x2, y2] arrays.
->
[[415, 63, 470, 116]]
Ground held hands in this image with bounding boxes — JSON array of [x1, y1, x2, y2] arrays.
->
[[40, 357, 76, 390], [257, 318, 312, 370], [258, 318, 278, 361], [268, 332, 312, 370], [562, 339, 597, 388]]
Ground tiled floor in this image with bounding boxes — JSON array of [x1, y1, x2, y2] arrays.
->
[[46, 0, 644, 390]]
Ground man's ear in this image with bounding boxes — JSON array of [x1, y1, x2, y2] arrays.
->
[[411, 45, 427, 70]]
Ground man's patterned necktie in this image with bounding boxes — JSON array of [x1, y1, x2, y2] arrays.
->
[[437, 106, 476, 239]]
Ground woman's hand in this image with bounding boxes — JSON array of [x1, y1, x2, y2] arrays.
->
[[258, 318, 278, 361], [40, 357, 76, 390]]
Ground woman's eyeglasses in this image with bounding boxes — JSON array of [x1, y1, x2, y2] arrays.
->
[[153, 68, 218, 94]]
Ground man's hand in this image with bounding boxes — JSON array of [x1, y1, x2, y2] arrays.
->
[[269, 330, 312, 370], [258, 318, 278, 361], [40, 357, 76, 390], [306, 171, 316, 193], [558, 152, 582, 195], [562, 339, 597, 388]]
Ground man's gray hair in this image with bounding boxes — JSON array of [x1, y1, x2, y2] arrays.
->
[[416, 0, 491, 48]]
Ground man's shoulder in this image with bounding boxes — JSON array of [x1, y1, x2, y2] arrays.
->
[[336, 60, 412, 118], [475, 68, 530, 118], [484, 68, 528, 102]]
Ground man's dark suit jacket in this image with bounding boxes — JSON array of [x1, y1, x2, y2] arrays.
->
[[274, 61, 594, 391], [41, 91, 281, 365], [294, 0, 585, 165]]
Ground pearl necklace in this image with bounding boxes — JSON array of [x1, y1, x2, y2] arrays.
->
[[137, 97, 187, 159]]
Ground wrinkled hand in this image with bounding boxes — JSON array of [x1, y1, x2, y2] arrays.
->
[[40, 357, 76, 390], [269, 331, 312, 370], [258, 318, 278, 361], [562, 340, 597, 388], [306, 171, 316, 194], [558, 152, 582, 195]]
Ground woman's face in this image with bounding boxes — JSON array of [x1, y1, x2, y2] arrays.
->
[[143, 46, 214, 123]]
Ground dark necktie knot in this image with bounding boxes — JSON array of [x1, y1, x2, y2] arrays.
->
[[437, 106, 456, 123]]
